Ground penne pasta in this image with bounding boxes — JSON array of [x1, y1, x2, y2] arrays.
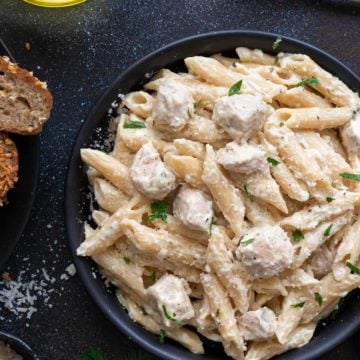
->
[[78, 47, 360, 360], [201, 273, 246, 360], [274, 86, 332, 108], [280, 53, 360, 109], [122, 91, 155, 118], [278, 107, 353, 130], [202, 144, 245, 239]]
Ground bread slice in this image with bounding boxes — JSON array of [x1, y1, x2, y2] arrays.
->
[[0, 57, 53, 134], [0, 132, 18, 206]]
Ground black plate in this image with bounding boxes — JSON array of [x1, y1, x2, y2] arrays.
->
[[0, 38, 40, 270], [0, 331, 39, 360], [65, 31, 360, 360]]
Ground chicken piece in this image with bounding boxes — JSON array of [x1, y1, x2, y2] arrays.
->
[[341, 111, 360, 156], [236, 224, 293, 279], [152, 78, 194, 131], [238, 307, 277, 341], [307, 244, 336, 279], [130, 142, 176, 200], [217, 142, 268, 174], [0, 132, 18, 206], [212, 94, 268, 143], [173, 185, 213, 232], [147, 274, 195, 328]]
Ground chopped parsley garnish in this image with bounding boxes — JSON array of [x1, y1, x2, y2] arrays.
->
[[339, 172, 360, 181], [279, 121, 285, 127], [125, 349, 154, 360], [187, 108, 192, 118], [244, 184, 254, 202], [240, 238, 255, 246], [123, 121, 146, 129], [274, 54, 280, 65], [326, 197, 334, 203], [297, 76, 320, 87], [267, 157, 280, 166], [148, 201, 169, 222], [346, 261, 360, 275], [162, 305, 183, 326], [147, 273, 156, 282], [291, 301, 305, 308], [209, 217, 214, 236], [74, 349, 109, 360], [292, 229, 304, 242], [330, 297, 345, 320], [159, 329, 167, 344], [314, 292, 323, 306], [194, 100, 202, 109], [123, 256, 131, 264], [323, 224, 333, 236], [228, 80, 242, 96], [272, 36, 282, 51]]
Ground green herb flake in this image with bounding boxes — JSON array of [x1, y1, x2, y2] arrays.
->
[[267, 157, 281, 166], [314, 292, 323, 306], [291, 301, 305, 308], [209, 217, 214, 236], [326, 197, 334, 203], [123, 256, 131, 264], [339, 172, 360, 181], [159, 329, 167, 344], [240, 238, 255, 246], [292, 229, 304, 243], [274, 54, 280, 65], [279, 121, 285, 127], [297, 76, 320, 87], [228, 80, 243, 96], [346, 261, 360, 275], [74, 349, 109, 360], [330, 297, 345, 320], [244, 184, 254, 202], [194, 100, 202, 109], [323, 224, 333, 236], [162, 305, 184, 326], [272, 36, 282, 51], [147, 273, 156, 282], [123, 121, 146, 129], [187, 107, 192, 118], [148, 201, 170, 223]]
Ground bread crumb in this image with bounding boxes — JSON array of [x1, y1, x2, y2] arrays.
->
[[1, 272, 11, 283], [25, 42, 31, 51]]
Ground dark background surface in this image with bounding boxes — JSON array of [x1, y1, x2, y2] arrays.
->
[[0, 0, 359, 359]]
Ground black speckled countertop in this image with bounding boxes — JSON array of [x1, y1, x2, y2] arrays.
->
[[0, 1, 359, 359]]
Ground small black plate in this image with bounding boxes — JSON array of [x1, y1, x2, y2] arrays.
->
[[0, 38, 40, 270], [0, 331, 39, 360], [65, 31, 360, 360]]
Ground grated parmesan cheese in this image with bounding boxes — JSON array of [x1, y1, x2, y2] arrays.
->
[[0, 270, 55, 321], [0, 263, 76, 321]]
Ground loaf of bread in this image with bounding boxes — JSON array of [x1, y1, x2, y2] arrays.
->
[[0, 132, 18, 206], [0, 56, 53, 134]]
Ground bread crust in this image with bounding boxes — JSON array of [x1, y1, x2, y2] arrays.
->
[[0, 56, 53, 135], [0, 132, 18, 205]]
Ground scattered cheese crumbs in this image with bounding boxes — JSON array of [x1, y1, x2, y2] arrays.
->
[[59, 264, 77, 281], [46, 224, 53, 229], [0, 341, 22, 360], [65, 264, 76, 277], [0, 269, 57, 321], [25, 42, 30, 51]]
